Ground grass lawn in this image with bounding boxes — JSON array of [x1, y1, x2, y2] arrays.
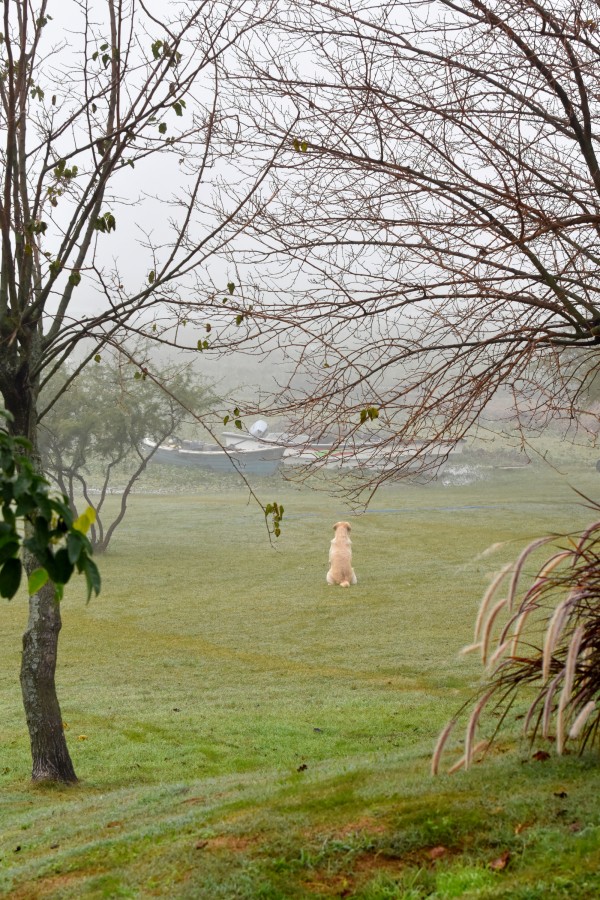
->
[[1, 462, 599, 898]]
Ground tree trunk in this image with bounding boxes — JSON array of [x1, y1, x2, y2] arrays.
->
[[20, 576, 77, 783], [1, 358, 78, 783]]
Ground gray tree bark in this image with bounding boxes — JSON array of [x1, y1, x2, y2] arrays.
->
[[20, 576, 77, 782], [1, 354, 77, 782]]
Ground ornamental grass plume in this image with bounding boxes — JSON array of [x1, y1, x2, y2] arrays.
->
[[432, 504, 600, 775]]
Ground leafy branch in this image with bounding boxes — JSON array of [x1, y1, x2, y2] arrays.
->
[[0, 414, 100, 601]]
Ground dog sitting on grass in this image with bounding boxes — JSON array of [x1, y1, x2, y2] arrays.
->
[[326, 521, 357, 587]]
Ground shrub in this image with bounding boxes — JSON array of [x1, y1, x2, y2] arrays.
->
[[433, 503, 600, 774]]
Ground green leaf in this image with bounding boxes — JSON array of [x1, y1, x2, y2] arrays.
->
[[67, 531, 84, 564], [93, 212, 116, 233], [359, 406, 379, 423], [301, 140, 308, 152], [27, 220, 47, 236], [45, 548, 73, 585], [158, 122, 167, 135], [223, 415, 230, 425], [227, 282, 235, 295], [69, 270, 81, 287], [234, 419, 242, 430], [13, 471, 33, 499], [0, 557, 22, 599], [0, 541, 19, 564], [148, 269, 155, 284], [81, 556, 101, 601], [28, 567, 49, 595], [94, 354, 102, 363], [235, 314, 244, 326]]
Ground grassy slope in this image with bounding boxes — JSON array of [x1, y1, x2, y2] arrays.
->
[[0, 464, 599, 898]]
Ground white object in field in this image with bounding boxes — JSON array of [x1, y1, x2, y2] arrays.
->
[[249, 420, 269, 439]]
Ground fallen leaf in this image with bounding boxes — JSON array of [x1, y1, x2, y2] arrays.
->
[[514, 822, 532, 835], [531, 750, 550, 762], [297, 763, 308, 772], [428, 845, 447, 860], [195, 840, 208, 850], [489, 850, 510, 870], [106, 821, 122, 828], [569, 821, 583, 833], [77, 734, 88, 741], [553, 790, 568, 799]]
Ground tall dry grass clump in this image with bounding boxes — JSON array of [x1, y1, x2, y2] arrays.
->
[[433, 511, 600, 775]]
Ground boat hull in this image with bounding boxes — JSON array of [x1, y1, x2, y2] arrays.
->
[[145, 441, 284, 476]]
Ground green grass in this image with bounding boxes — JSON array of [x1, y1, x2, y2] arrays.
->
[[1, 463, 599, 898]]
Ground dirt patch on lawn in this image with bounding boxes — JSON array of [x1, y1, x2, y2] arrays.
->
[[195, 833, 260, 852], [302, 814, 390, 843], [8, 868, 103, 899], [330, 816, 389, 838], [302, 850, 405, 897]]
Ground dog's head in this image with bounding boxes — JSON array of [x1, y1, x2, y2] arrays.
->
[[333, 521, 352, 534]]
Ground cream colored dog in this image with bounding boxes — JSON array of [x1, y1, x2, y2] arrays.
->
[[326, 521, 357, 587]]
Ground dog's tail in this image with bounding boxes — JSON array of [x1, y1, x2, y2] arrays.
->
[[340, 580, 350, 588]]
